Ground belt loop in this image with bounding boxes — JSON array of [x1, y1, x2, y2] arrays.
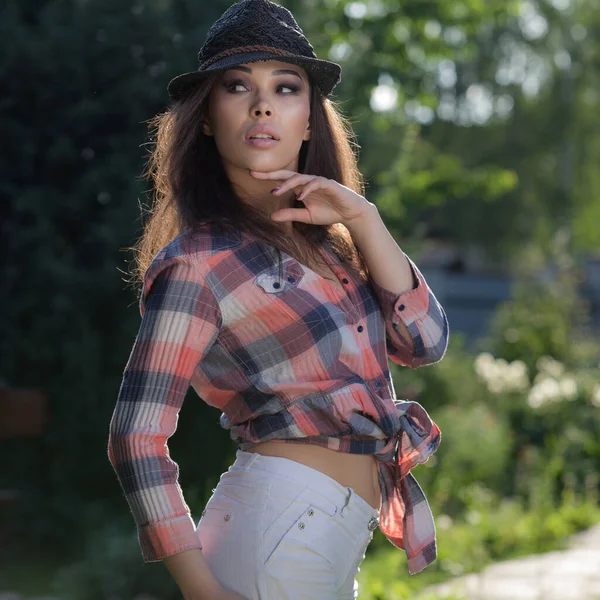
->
[[340, 486, 352, 516]]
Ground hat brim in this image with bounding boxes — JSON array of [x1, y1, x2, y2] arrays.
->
[[167, 50, 341, 101]]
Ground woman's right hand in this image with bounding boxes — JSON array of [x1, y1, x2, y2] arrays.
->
[[164, 548, 250, 600]]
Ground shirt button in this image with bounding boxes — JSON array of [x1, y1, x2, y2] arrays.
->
[[342, 278, 349, 284], [375, 380, 382, 388], [287, 276, 295, 283], [357, 325, 364, 332], [273, 282, 281, 289], [398, 304, 405, 311]]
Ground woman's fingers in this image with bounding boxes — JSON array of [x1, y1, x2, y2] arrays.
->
[[249, 169, 318, 196], [273, 174, 316, 196], [271, 207, 312, 223], [295, 177, 331, 200]]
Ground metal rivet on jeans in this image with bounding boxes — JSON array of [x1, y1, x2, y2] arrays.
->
[[224, 513, 231, 522], [298, 522, 305, 530], [307, 509, 314, 517], [367, 517, 379, 531]]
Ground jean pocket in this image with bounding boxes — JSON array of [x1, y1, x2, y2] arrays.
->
[[200, 479, 268, 530], [262, 486, 337, 566], [198, 505, 234, 529], [213, 480, 268, 508]]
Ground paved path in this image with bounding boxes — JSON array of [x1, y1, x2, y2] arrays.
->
[[419, 523, 600, 600]]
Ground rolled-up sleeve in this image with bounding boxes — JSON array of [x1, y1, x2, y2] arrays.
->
[[107, 252, 221, 562], [369, 254, 449, 368]]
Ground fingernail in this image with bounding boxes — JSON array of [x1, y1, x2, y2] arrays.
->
[[296, 191, 303, 200], [271, 187, 281, 194]]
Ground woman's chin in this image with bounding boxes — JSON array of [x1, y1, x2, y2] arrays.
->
[[243, 157, 296, 173]]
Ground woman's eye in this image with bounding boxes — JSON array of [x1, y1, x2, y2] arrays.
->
[[278, 84, 300, 94], [224, 81, 301, 94], [225, 82, 247, 92]]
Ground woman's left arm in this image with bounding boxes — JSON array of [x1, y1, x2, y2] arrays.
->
[[345, 204, 450, 368]]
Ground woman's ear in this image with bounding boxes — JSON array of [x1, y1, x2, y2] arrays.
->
[[201, 120, 214, 136], [303, 122, 311, 141]]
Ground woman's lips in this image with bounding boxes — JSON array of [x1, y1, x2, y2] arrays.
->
[[246, 137, 279, 148]]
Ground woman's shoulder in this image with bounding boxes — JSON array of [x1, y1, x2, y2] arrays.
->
[[158, 223, 243, 264], [140, 223, 243, 314], [142, 223, 243, 290]]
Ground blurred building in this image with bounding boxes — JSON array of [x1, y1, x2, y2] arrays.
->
[[417, 233, 600, 345]]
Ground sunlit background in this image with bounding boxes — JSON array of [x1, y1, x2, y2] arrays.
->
[[1, 0, 599, 598]]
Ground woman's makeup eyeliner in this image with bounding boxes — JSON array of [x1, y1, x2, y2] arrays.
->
[[223, 78, 301, 94]]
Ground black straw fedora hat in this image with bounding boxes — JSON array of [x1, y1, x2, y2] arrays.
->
[[167, 0, 342, 101]]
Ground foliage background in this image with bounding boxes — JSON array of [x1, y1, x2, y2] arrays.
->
[[1, 0, 599, 598]]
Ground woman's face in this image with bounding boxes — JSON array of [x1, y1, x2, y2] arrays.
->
[[204, 60, 311, 175]]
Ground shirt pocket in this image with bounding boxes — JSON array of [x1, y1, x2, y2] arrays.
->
[[218, 266, 343, 377], [253, 270, 329, 326]]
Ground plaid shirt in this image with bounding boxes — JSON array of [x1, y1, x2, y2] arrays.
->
[[108, 224, 448, 574]]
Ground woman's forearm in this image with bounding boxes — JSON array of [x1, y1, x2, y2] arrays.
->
[[162, 548, 221, 599]]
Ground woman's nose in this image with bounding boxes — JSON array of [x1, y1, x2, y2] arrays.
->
[[251, 94, 273, 117]]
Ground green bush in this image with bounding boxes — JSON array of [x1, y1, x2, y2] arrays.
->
[[357, 274, 600, 599], [51, 521, 179, 600]]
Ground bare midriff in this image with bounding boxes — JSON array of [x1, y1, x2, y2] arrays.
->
[[247, 441, 382, 510]]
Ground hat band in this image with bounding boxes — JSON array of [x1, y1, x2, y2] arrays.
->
[[199, 45, 314, 70]]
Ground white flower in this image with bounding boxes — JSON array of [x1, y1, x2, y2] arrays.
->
[[437, 514, 453, 530], [474, 353, 530, 394], [528, 385, 546, 408], [466, 510, 482, 525], [474, 352, 495, 379], [559, 376, 578, 400], [537, 355, 565, 378], [591, 385, 600, 408], [509, 360, 528, 380], [543, 377, 561, 398], [528, 374, 579, 409], [508, 360, 530, 391], [488, 378, 505, 394]]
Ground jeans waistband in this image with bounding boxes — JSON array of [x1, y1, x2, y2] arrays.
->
[[230, 449, 380, 521]]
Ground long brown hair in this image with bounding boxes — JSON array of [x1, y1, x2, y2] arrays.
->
[[129, 71, 369, 288]]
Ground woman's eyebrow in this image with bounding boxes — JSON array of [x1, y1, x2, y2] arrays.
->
[[229, 66, 304, 81], [272, 69, 304, 80]]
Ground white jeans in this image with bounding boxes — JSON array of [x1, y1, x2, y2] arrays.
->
[[197, 449, 381, 599]]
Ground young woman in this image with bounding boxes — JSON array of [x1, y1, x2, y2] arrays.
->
[[107, 1, 449, 599]]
